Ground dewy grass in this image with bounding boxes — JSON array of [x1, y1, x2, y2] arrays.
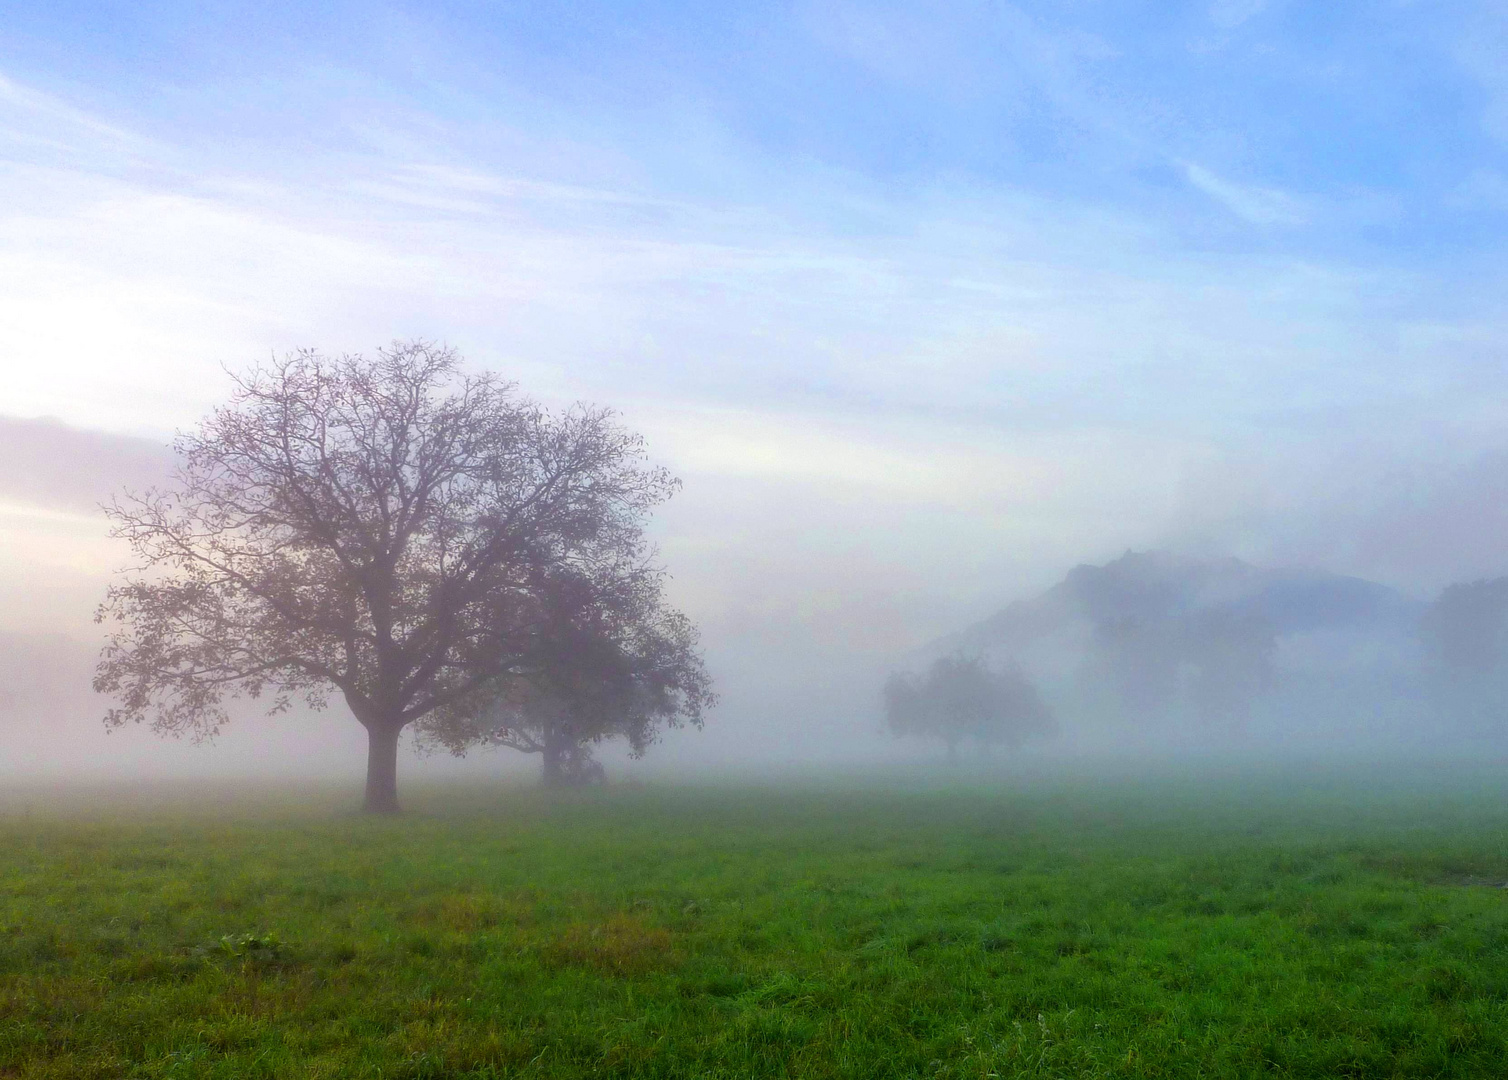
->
[[3, 767, 1508, 1078]]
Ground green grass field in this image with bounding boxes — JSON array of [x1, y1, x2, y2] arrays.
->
[[4, 765, 1508, 1078]]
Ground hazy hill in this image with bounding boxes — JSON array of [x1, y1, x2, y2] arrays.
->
[[938, 550, 1420, 659], [921, 551, 1431, 747]]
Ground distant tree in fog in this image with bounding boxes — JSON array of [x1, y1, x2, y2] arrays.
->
[[416, 566, 713, 786], [94, 343, 711, 812], [1091, 615, 1181, 718], [1185, 609, 1275, 734], [1422, 579, 1508, 678], [884, 654, 1056, 765], [1088, 609, 1274, 732], [1421, 579, 1508, 726]]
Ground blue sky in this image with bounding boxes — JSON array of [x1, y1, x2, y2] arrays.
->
[[4, 1, 1508, 697], [9, 1, 1506, 251]]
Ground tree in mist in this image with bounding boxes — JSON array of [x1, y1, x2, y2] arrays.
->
[[1090, 615, 1181, 720], [883, 654, 1056, 765], [1088, 609, 1274, 732], [1420, 578, 1508, 726], [1422, 579, 1508, 677], [416, 565, 714, 786], [94, 342, 709, 812], [1184, 609, 1275, 734]]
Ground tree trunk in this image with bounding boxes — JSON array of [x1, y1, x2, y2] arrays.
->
[[363, 722, 403, 813], [541, 732, 566, 788]]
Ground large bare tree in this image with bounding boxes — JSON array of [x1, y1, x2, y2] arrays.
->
[[94, 342, 701, 811]]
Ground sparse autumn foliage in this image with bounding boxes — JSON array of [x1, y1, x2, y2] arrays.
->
[[94, 342, 708, 811]]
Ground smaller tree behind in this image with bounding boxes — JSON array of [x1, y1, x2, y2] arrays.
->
[[417, 566, 714, 784], [884, 653, 1056, 765]]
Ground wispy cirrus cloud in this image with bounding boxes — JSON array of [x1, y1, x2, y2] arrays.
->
[[0, 71, 142, 156], [1182, 162, 1308, 226], [1208, 0, 1272, 31]]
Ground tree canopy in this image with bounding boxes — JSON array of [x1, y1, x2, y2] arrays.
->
[[94, 342, 709, 811]]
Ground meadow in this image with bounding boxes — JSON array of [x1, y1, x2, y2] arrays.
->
[[3, 764, 1508, 1078]]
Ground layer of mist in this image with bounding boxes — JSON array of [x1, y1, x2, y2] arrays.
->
[[5, 410, 1508, 790]]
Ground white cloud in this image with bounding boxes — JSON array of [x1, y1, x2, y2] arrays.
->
[[0, 71, 144, 157], [1450, 168, 1508, 212], [1455, 5, 1508, 144], [1209, 0, 1272, 30], [1182, 161, 1308, 226]]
